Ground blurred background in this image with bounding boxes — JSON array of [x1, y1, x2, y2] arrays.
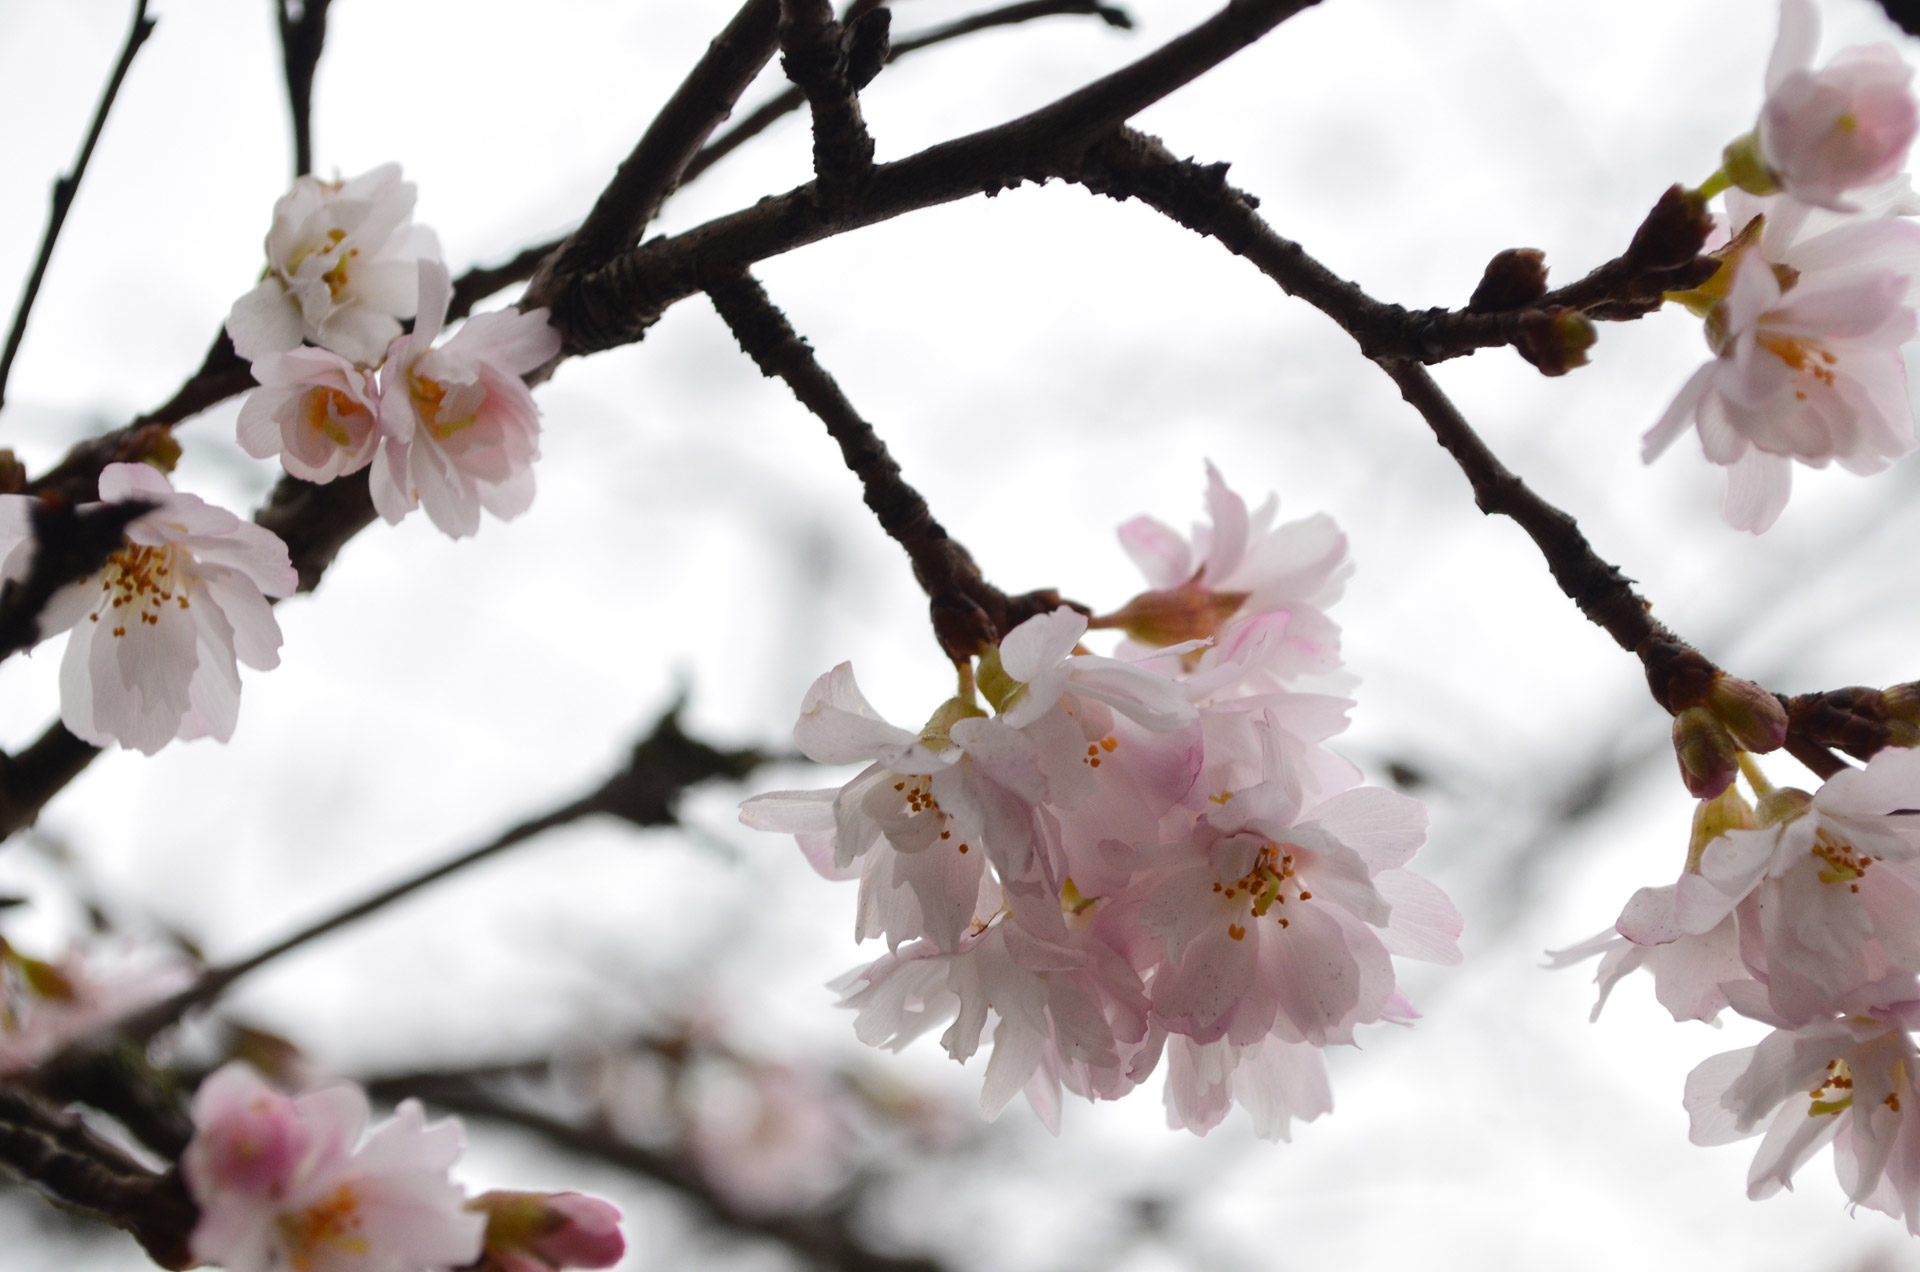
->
[[2, 0, 1919, 1267]]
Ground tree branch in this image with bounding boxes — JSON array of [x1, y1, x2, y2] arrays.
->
[[552, 0, 1323, 353], [0, 0, 156, 413], [529, 0, 785, 300], [0, 1083, 196, 1269], [708, 272, 1071, 659], [274, 0, 333, 178], [779, 0, 879, 206], [0, 497, 155, 663]]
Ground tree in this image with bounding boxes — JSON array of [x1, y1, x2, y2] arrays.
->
[[2, 0, 1920, 1267]]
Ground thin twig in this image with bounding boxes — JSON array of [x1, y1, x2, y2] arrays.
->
[[275, 0, 333, 178], [0, 498, 155, 662], [708, 272, 1072, 659], [554, 0, 1324, 353], [530, 0, 785, 299], [0, 0, 156, 413]]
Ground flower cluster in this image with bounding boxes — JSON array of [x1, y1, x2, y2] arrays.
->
[[744, 468, 1460, 1138], [1645, 0, 1920, 533], [0, 463, 297, 754], [183, 1062, 624, 1272], [230, 166, 561, 538], [1560, 746, 1920, 1229]]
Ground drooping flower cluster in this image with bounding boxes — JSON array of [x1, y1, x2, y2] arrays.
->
[[183, 1062, 624, 1272], [230, 166, 561, 538], [0, 463, 298, 754], [1559, 745, 1920, 1230], [1645, 0, 1920, 532], [744, 467, 1460, 1138]]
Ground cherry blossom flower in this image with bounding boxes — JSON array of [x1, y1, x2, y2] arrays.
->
[[746, 469, 1456, 1137], [237, 346, 382, 483], [227, 164, 439, 366], [468, 1191, 624, 1272], [1685, 1014, 1920, 1210], [1643, 210, 1920, 532], [1753, 0, 1919, 212], [37, 464, 297, 755], [0, 940, 193, 1076], [1100, 463, 1350, 688], [370, 261, 562, 538], [184, 1062, 485, 1272]]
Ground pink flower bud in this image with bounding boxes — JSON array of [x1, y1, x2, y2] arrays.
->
[[470, 1190, 625, 1271], [1672, 705, 1738, 799]]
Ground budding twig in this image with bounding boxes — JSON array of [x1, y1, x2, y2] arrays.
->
[[779, 0, 880, 206], [0, 0, 156, 415]]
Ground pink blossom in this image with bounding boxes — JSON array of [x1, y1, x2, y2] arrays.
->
[[370, 262, 562, 538], [227, 164, 439, 366], [1757, 0, 1918, 212], [37, 464, 297, 755], [468, 1190, 624, 1271], [1643, 216, 1920, 532], [0, 942, 193, 1076], [1162, 1034, 1332, 1142], [184, 1062, 484, 1272], [237, 346, 381, 482], [1685, 1014, 1920, 1208], [684, 1062, 849, 1214], [1103, 463, 1350, 688]]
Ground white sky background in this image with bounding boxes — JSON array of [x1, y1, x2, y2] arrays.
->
[[3, 0, 1920, 1268]]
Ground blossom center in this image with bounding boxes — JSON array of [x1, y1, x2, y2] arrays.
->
[[411, 373, 478, 441], [304, 386, 366, 447], [277, 1184, 371, 1270], [1212, 839, 1309, 936], [1808, 1057, 1856, 1117], [1812, 828, 1875, 891], [89, 542, 188, 638], [1756, 332, 1839, 397]]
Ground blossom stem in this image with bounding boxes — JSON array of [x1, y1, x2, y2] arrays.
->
[[1691, 168, 1733, 202], [1736, 751, 1776, 798]]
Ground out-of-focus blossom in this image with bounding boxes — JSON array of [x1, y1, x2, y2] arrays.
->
[[1752, 0, 1919, 211], [0, 940, 193, 1076], [684, 1060, 851, 1214], [226, 164, 439, 366], [184, 1062, 484, 1272], [237, 346, 381, 483], [746, 469, 1454, 1139], [468, 1190, 624, 1272], [34, 464, 296, 755], [370, 262, 562, 538]]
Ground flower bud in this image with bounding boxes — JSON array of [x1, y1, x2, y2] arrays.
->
[[1095, 584, 1246, 647], [1705, 675, 1788, 753], [1673, 705, 1738, 799], [1467, 247, 1549, 313], [1513, 307, 1597, 377], [468, 1190, 625, 1271]]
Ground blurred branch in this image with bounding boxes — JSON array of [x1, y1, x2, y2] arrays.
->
[[0, 727, 100, 844], [709, 271, 1074, 660], [87, 703, 769, 1046], [529, 0, 786, 301], [274, 0, 333, 178], [0, 1083, 195, 1269], [370, 1072, 947, 1272], [1874, 0, 1920, 37], [0, 0, 156, 414]]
